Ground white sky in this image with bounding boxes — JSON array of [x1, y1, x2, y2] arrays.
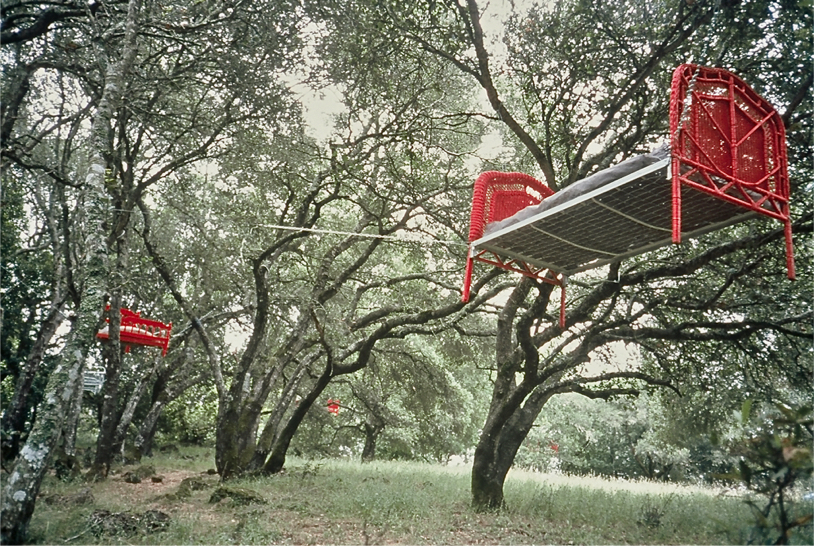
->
[[293, 0, 526, 141]]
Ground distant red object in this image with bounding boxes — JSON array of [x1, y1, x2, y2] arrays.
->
[[327, 399, 340, 415], [96, 306, 172, 356], [549, 441, 559, 453]]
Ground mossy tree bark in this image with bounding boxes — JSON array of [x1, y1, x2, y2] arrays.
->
[[0, 318, 91, 544], [0, 0, 142, 541], [0, 303, 66, 463]]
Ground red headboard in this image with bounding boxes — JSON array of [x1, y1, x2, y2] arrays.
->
[[467, 171, 554, 243], [670, 64, 793, 277]]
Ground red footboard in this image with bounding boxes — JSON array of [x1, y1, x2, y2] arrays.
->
[[96, 307, 172, 356], [670, 64, 794, 278]]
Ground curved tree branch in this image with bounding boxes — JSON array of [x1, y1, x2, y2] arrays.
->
[[136, 196, 226, 401]]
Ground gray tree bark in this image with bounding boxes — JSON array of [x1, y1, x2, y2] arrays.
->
[[61, 365, 85, 458], [0, 0, 142, 541], [0, 303, 66, 462]]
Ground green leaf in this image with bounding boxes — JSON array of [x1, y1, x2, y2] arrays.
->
[[741, 399, 753, 426]]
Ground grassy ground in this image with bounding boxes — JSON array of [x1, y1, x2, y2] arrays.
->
[[20, 446, 813, 545]]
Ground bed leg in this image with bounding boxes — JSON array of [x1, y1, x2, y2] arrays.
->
[[671, 159, 682, 244], [784, 219, 796, 280], [559, 277, 567, 329], [462, 247, 474, 302]]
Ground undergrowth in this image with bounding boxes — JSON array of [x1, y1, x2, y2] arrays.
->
[[19, 447, 814, 545]]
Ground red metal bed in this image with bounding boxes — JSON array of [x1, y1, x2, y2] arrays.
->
[[96, 306, 173, 356], [462, 64, 795, 326]]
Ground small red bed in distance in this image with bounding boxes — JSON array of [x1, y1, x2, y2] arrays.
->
[[96, 306, 172, 356]]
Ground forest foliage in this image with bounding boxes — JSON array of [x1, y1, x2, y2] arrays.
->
[[1, 0, 812, 543]]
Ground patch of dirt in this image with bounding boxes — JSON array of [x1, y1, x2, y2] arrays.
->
[[102, 469, 211, 510]]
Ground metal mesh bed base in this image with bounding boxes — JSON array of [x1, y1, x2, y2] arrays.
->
[[460, 65, 795, 328], [473, 158, 757, 276]]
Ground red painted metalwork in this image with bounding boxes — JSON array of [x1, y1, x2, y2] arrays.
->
[[327, 399, 340, 415], [466, 171, 554, 243], [462, 171, 567, 327], [670, 64, 794, 279], [96, 306, 172, 356], [462, 65, 795, 329]]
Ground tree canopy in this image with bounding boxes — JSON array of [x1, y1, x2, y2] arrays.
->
[[2, 0, 811, 540]]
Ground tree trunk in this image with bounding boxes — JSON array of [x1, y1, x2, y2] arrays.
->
[[470, 455, 506, 511], [470, 280, 531, 511], [0, 335, 86, 544], [1, 303, 65, 462], [88, 303, 123, 480], [215, 251, 281, 479], [361, 421, 384, 463], [61, 366, 85, 458], [471, 382, 557, 511], [111, 359, 155, 457], [471, 412, 534, 510], [247, 361, 308, 471], [262, 368, 333, 475], [215, 392, 263, 479], [133, 354, 205, 458], [134, 400, 165, 457], [0, 1, 142, 540], [470, 406, 520, 511], [470, 279, 559, 511], [90, 218, 133, 478]]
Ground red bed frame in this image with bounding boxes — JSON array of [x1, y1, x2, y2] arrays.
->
[[96, 306, 172, 356], [461, 171, 567, 325], [462, 64, 795, 327], [670, 64, 794, 275]]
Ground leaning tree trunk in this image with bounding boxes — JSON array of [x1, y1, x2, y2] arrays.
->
[[262, 365, 333, 475], [471, 399, 527, 510], [471, 391, 550, 510], [0, 1, 142, 542], [134, 366, 205, 458], [111, 357, 157, 458], [247, 359, 309, 472], [0, 303, 65, 462]]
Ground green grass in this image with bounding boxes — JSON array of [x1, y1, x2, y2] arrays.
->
[[20, 448, 814, 544]]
